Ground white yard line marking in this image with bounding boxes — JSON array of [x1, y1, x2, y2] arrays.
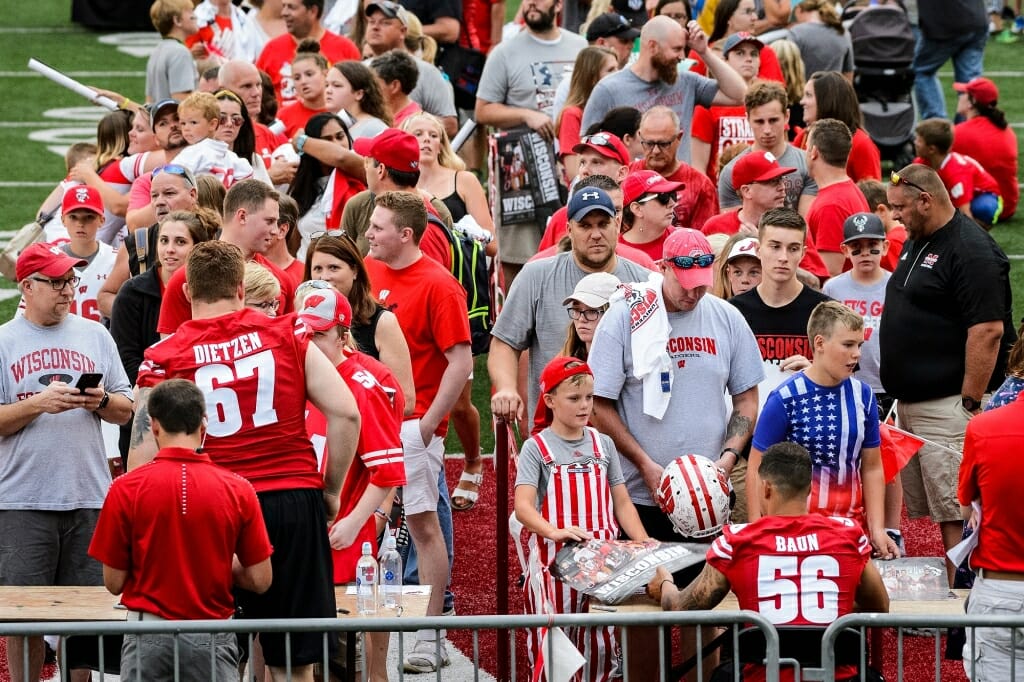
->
[[0, 71, 145, 78], [0, 27, 83, 34], [0, 182, 54, 188]]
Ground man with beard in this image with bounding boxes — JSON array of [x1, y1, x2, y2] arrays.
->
[[627, 106, 718, 231], [581, 15, 747, 165], [880, 163, 1014, 587], [124, 100, 189, 233], [489, 187, 650, 432], [475, 0, 588, 283]]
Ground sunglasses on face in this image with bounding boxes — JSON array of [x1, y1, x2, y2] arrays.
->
[[890, 171, 928, 195], [638, 192, 676, 206], [664, 253, 715, 269], [218, 113, 244, 126]]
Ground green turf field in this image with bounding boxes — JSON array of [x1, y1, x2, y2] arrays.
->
[[1, 1, 1022, 455]]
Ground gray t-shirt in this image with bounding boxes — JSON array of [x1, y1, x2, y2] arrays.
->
[[718, 144, 819, 210], [787, 23, 854, 77], [0, 314, 132, 510], [477, 29, 588, 119], [410, 56, 458, 118], [822, 271, 890, 394], [491, 251, 651, 413], [516, 427, 626, 506], [589, 292, 764, 505], [146, 38, 198, 102], [581, 67, 719, 164]]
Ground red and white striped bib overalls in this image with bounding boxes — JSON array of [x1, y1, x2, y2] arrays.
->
[[524, 427, 621, 682]]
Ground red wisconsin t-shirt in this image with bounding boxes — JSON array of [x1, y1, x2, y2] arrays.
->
[[256, 31, 361, 105], [138, 309, 321, 492], [88, 447, 273, 620], [307, 351, 405, 583], [364, 255, 470, 435], [157, 252, 296, 335], [708, 514, 871, 682]]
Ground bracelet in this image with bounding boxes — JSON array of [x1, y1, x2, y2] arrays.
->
[[374, 508, 388, 520], [661, 579, 674, 592], [294, 133, 308, 154], [118, 97, 134, 110]]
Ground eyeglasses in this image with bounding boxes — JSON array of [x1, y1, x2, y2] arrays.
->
[[664, 253, 715, 269], [890, 171, 928, 195], [246, 299, 281, 312], [31, 275, 80, 291], [638, 191, 677, 205], [639, 137, 676, 150], [219, 113, 244, 127], [153, 164, 196, 188], [567, 307, 605, 321]]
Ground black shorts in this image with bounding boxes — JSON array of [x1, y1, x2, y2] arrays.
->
[[631, 504, 708, 587], [235, 488, 337, 667]]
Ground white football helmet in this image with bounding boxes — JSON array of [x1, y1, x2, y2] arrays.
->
[[657, 454, 731, 538]]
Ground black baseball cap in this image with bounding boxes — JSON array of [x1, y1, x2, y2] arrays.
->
[[587, 12, 641, 42]]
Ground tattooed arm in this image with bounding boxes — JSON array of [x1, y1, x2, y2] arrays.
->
[[126, 386, 157, 471], [718, 385, 758, 475], [647, 565, 731, 612]]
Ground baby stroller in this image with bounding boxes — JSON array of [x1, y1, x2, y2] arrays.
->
[[843, 0, 917, 168]]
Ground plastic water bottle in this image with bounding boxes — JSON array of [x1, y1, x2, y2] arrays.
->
[[379, 534, 403, 609], [356, 542, 378, 615]]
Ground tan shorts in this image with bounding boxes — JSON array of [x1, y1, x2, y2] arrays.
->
[[497, 221, 543, 266], [897, 395, 968, 523]]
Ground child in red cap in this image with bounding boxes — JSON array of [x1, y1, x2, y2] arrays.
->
[[515, 355, 648, 681]]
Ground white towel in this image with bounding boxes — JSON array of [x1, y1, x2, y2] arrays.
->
[[609, 272, 673, 420]]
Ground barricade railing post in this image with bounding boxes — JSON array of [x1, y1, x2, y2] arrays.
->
[[495, 417, 510, 682]]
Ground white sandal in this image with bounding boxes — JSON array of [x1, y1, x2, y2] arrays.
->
[[451, 470, 483, 511]]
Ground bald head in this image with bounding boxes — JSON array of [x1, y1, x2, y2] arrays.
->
[[219, 60, 263, 118], [641, 15, 683, 45], [640, 105, 680, 131]]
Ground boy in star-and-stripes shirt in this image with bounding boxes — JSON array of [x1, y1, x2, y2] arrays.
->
[[748, 301, 899, 560]]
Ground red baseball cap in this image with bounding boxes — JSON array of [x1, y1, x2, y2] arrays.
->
[[532, 356, 594, 436], [732, 150, 796, 188], [622, 170, 684, 206], [353, 128, 420, 173], [953, 77, 999, 107], [572, 132, 630, 166], [298, 288, 353, 331], [62, 185, 104, 216], [662, 229, 716, 290], [16, 242, 87, 282]]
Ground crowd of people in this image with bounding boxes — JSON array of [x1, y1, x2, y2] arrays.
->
[[1, 0, 1022, 679]]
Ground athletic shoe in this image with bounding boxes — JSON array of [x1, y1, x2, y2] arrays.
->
[[403, 638, 451, 673], [996, 28, 1019, 42]]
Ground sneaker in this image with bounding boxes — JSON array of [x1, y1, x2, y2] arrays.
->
[[996, 28, 1019, 42], [886, 530, 906, 556], [442, 606, 456, 617], [403, 638, 451, 673]]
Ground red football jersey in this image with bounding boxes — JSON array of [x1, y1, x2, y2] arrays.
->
[[708, 514, 870, 682], [138, 309, 320, 492], [307, 351, 405, 583]]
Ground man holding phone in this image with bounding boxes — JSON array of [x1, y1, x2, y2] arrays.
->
[[0, 243, 134, 682]]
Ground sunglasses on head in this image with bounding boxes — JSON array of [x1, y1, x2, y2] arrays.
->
[[152, 164, 195, 187], [638, 191, 676, 206], [890, 171, 928, 195], [309, 230, 357, 247], [581, 133, 615, 148], [664, 253, 715, 269]]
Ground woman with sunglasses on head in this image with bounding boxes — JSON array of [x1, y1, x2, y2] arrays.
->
[[277, 39, 330, 138], [325, 61, 393, 140], [793, 71, 880, 182], [557, 46, 619, 182], [303, 235, 415, 414], [288, 112, 366, 259], [619, 169, 685, 261]]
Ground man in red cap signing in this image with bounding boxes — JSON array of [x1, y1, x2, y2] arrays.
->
[[588, 226, 763, 676], [0, 242, 134, 682], [341, 127, 453, 270]]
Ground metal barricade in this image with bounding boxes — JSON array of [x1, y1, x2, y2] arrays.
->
[[0, 610, 781, 682], [815, 612, 1024, 682]]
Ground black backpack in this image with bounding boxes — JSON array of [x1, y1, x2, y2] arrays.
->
[[427, 213, 491, 356]]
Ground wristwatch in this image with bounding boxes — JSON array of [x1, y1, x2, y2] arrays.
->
[[95, 391, 110, 412], [961, 396, 981, 413], [720, 447, 742, 463]]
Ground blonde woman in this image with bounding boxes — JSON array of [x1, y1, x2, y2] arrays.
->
[[556, 46, 618, 181], [243, 261, 282, 316], [772, 38, 806, 135]]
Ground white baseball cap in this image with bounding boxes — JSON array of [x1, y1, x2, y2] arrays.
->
[[561, 272, 621, 308]]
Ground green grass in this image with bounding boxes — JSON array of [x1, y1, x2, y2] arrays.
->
[[0, 3, 1021, 457]]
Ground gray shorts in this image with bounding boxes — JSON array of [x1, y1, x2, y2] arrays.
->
[[121, 632, 240, 682], [0, 509, 102, 586], [963, 573, 1024, 680]]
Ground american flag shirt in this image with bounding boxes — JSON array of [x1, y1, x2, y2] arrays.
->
[[752, 372, 880, 521]]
